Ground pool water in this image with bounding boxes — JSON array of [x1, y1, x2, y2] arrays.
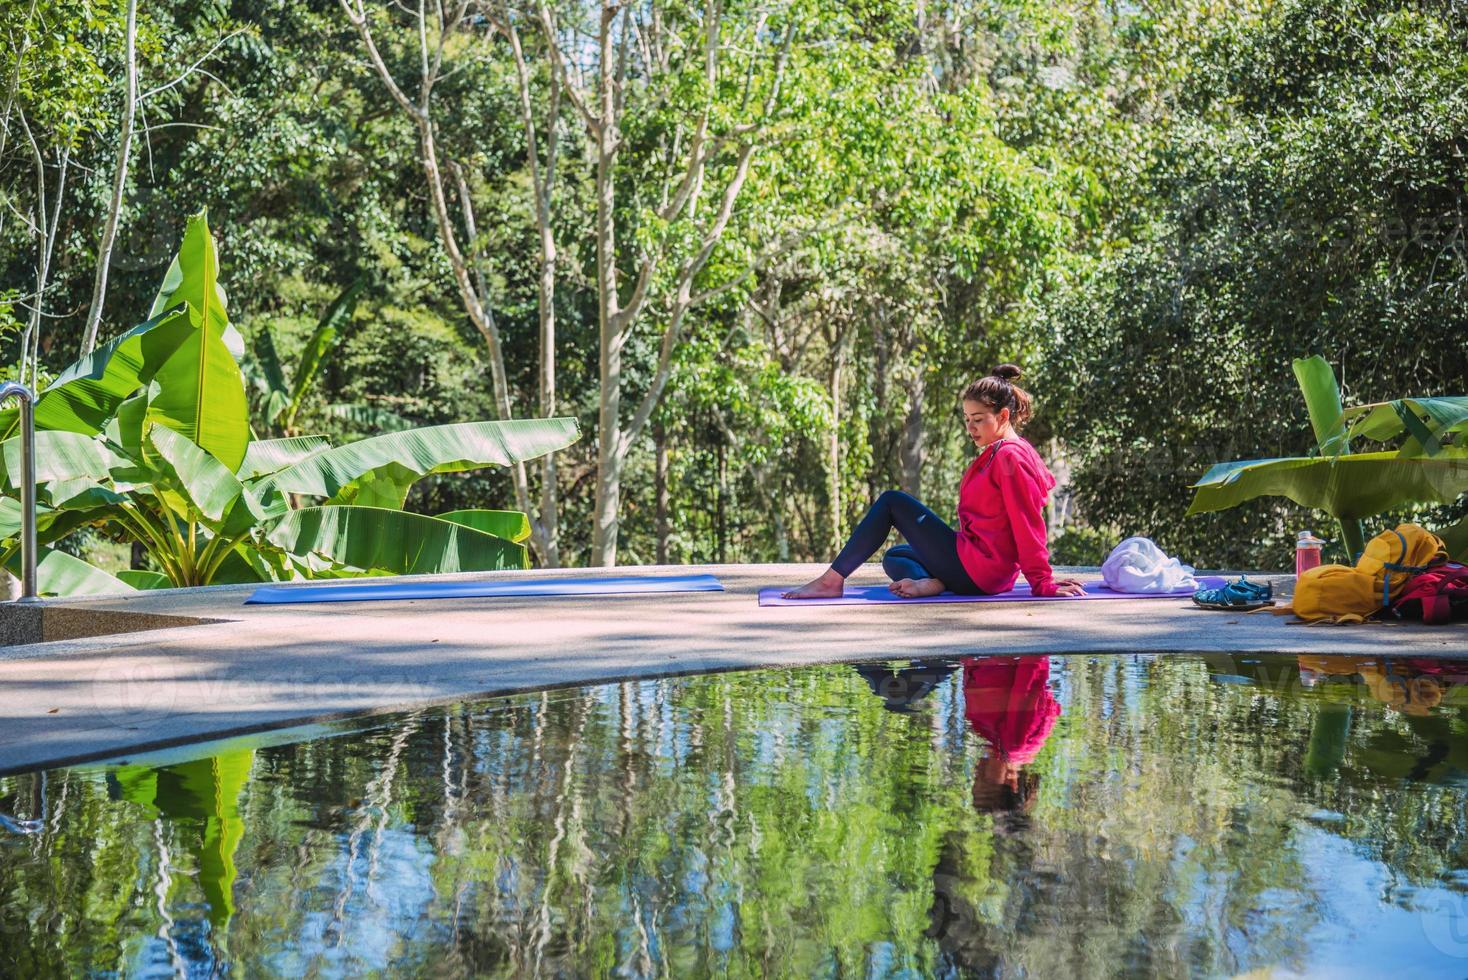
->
[[2, 653, 1467, 978]]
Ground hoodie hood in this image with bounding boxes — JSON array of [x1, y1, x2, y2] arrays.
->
[[999, 437, 1057, 500]]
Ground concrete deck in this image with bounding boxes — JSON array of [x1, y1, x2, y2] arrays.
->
[[1, 563, 1463, 775]]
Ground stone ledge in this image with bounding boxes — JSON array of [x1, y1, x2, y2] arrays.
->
[[0, 603, 220, 646]]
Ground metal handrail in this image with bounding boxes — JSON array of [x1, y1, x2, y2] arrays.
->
[[0, 381, 37, 600]]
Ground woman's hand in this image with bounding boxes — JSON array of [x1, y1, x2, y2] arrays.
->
[[1050, 578, 1086, 597]]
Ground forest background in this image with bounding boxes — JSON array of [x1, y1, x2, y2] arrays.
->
[[2, 0, 1464, 575]]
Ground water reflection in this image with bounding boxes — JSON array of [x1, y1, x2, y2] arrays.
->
[[853, 659, 957, 712], [962, 656, 1059, 818], [1207, 654, 1468, 785], [106, 750, 254, 930], [2, 653, 1466, 978]]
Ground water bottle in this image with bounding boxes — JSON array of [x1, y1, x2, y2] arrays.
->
[[1296, 530, 1326, 577]]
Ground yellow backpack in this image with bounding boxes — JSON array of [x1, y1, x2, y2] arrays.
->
[[1285, 523, 1448, 624]]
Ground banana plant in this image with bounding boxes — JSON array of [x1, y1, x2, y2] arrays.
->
[[0, 211, 579, 595], [248, 278, 365, 436], [1188, 355, 1468, 560]]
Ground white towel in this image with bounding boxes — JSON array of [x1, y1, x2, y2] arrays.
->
[[1101, 536, 1199, 594]]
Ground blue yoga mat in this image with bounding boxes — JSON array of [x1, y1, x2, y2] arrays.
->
[[245, 573, 725, 605]]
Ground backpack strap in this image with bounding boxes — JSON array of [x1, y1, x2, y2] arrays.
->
[[1379, 529, 1445, 609]]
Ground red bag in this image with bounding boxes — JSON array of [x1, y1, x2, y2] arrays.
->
[[1392, 563, 1468, 624]]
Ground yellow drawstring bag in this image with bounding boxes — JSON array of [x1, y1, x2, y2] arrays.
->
[[1287, 564, 1380, 623], [1283, 523, 1447, 624]]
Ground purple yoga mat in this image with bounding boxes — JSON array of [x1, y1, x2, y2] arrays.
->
[[757, 576, 1227, 607]]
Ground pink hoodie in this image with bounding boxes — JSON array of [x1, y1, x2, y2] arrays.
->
[[956, 436, 1059, 596]]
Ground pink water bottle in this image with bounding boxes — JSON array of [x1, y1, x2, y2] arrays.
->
[[1296, 530, 1325, 577]]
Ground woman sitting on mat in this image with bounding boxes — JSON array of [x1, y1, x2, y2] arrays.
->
[[783, 364, 1084, 599]]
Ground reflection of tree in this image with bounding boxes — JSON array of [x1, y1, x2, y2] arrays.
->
[[2, 655, 1467, 976]]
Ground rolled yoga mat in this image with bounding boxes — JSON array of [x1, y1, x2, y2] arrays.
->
[[246, 573, 725, 605], [757, 576, 1227, 607]]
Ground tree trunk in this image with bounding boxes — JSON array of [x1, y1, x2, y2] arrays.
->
[[828, 353, 844, 553], [716, 437, 727, 564], [18, 119, 67, 390], [445, 159, 536, 555], [536, 214, 559, 567], [80, 0, 137, 357], [655, 418, 670, 564], [900, 372, 925, 499], [555, 3, 787, 567], [507, 15, 563, 568], [342, 0, 546, 558], [773, 489, 790, 562], [590, 6, 622, 568]]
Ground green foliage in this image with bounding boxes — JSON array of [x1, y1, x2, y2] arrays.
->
[[0, 0, 114, 144], [1038, 0, 1468, 568]]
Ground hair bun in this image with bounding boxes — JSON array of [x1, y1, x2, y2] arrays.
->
[[991, 363, 1023, 383]]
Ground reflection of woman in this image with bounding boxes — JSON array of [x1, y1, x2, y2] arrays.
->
[[963, 656, 1060, 814], [782, 365, 1083, 599], [926, 656, 1060, 963]]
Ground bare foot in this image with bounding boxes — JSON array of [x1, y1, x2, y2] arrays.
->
[[888, 577, 947, 598], [782, 567, 846, 599]]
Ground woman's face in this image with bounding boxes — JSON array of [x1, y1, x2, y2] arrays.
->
[[963, 399, 1010, 449]]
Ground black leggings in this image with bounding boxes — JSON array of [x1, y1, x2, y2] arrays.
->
[[831, 490, 983, 594]]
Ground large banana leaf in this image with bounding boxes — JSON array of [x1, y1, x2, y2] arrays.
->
[[144, 212, 251, 471], [0, 308, 193, 441], [111, 388, 152, 464], [1293, 356, 1350, 456], [210, 546, 275, 584], [251, 326, 286, 393], [326, 462, 418, 508], [0, 496, 32, 539], [0, 498, 108, 549], [2, 548, 135, 597], [437, 509, 532, 543], [150, 211, 243, 358], [271, 418, 581, 500], [1343, 396, 1468, 457], [284, 279, 362, 431], [248, 327, 290, 423], [1188, 451, 1468, 520], [45, 479, 127, 510], [147, 305, 251, 473], [2, 430, 123, 488], [266, 505, 528, 574], [237, 436, 331, 481]]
